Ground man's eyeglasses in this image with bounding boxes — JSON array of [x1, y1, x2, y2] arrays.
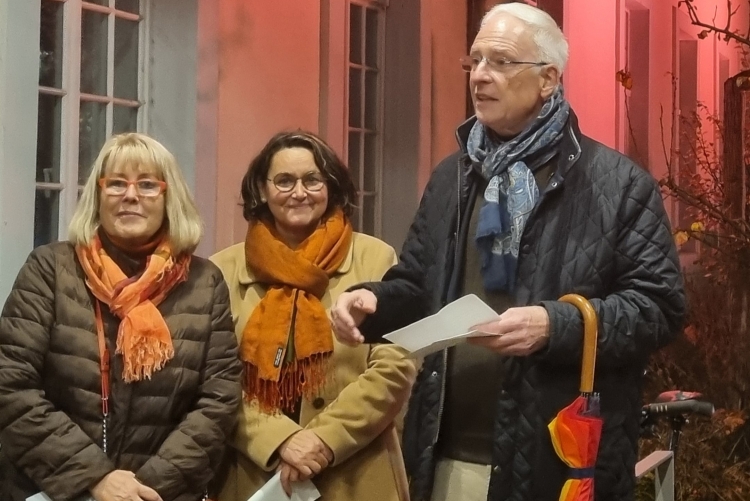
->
[[459, 55, 548, 73], [99, 177, 167, 197], [268, 173, 326, 193]]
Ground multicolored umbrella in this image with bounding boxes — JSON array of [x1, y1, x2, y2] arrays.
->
[[548, 294, 602, 501]]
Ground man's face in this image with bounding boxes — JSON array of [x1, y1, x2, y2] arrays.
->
[[469, 13, 558, 137]]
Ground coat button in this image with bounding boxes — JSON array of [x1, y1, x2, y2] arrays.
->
[[521, 244, 530, 253], [312, 397, 325, 409], [431, 371, 439, 378], [493, 465, 500, 473]]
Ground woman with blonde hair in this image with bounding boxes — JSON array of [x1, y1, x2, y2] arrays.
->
[[0, 133, 241, 501], [211, 130, 416, 501]]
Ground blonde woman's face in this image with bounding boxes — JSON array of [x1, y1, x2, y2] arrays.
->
[[98, 162, 166, 248]]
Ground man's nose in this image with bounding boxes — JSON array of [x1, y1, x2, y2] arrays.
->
[[470, 65, 492, 86]]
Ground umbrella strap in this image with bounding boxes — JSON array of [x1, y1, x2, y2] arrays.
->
[[568, 467, 595, 479]]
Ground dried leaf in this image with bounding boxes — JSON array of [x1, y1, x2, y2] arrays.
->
[[615, 69, 633, 90], [674, 230, 690, 246]]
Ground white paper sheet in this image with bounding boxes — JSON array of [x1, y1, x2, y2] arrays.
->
[[248, 472, 321, 501], [383, 294, 500, 357]]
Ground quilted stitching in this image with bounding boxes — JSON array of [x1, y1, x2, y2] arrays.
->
[[359, 115, 685, 501]]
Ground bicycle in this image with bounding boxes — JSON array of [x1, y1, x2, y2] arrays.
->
[[635, 390, 715, 501]]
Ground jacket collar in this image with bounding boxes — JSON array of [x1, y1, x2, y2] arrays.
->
[[453, 109, 584, 180], [237, 238, 355, 286]]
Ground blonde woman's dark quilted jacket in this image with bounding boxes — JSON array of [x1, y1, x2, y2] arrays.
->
[[0, 242, 242, 501]]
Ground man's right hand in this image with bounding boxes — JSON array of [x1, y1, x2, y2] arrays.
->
[[90, 470, 162, 501], [330, 289, 378, 346]]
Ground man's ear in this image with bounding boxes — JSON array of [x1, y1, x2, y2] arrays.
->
[[539, 65, 561, 100]]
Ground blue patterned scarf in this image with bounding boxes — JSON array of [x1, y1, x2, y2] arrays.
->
[[467, 86, 570, 293]]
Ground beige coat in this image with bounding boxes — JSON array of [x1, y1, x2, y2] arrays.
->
[[211, 233, 416, 501]]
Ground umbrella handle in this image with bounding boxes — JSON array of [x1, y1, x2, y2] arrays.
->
[[558, 294, 598, 394]]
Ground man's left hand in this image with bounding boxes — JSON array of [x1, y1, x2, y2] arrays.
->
[[467, 306, 550, 356]]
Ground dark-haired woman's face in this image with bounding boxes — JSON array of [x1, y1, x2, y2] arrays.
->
[[261, 147, 329, 243]]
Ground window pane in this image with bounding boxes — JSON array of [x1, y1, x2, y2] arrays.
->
[[34, 189, 60, 247], [349, 4, 362, 65], [365, 70, 378, 130], [113, 105, 138, 134], [114, 17, 139, 100], [347, 131, 361, 190], [81, 10, 108, 96], [39, 1, 64, 88], [365, 8, 379, 68], [364, 133, 378, 192], [362, 194, 376, 235], [79, 100, 107, 184], [115, 0, 140, 14], [36, 94, 62, 183], [348, 68, 361, 128]]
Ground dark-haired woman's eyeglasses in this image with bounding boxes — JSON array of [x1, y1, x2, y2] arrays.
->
[[269, 173, 326, 193]]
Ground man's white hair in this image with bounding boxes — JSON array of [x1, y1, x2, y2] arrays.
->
[[481, 2, 569, 74]]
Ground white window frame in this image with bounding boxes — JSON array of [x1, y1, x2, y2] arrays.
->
[[35, 0, 150, 246], [345, 0, 386, 237]]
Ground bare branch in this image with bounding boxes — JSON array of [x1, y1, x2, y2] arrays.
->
[[680, 0, 750, 47]]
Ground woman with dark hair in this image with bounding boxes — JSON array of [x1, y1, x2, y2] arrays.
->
[[211, 131, 415, 501]]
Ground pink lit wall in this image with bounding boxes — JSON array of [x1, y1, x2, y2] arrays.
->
[[214, 0, 321, 250], [427, 0, 469, 192], [563, 0, 619, 149]]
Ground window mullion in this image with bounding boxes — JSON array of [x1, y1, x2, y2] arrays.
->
[[374, 7, 386, 237], [106, 5, 115, 137], [59, 0, 84, 241], [139, 0, 151, 133]]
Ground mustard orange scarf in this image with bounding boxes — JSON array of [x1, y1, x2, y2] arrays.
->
[[75, 233, 190, 382], [242, 209, 353, 413]]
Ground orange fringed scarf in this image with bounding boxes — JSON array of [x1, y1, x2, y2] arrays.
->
[[75, 232, 191, 382], [242, 209, 353, 414]]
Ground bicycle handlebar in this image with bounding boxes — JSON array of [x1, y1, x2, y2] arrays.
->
[[642, 399, 715, 418]]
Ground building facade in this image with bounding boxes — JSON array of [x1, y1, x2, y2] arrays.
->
[[0, 0, 747, 303]]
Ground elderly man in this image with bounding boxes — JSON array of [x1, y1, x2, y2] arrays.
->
[[330, 3, 685, 501]]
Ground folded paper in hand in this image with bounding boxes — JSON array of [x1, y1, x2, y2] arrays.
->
[[383, 294, 499, 357], [247, 472, 320, 501]]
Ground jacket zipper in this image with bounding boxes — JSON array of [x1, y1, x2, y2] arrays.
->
[[431, 158, 465, 447]]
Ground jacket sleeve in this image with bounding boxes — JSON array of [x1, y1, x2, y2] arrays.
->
[[356, 164, 456, 342], [305, 343, 416, 465], [306, 246, 416, 464], [232, 402, 303, 472], [135, 275, 242, 501], [0, 248, 115, 501], [537, 171, 686, 369]]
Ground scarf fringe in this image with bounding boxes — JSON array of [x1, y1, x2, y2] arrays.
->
[[243, 353, 330, 414], [118, 333, 175, 382]]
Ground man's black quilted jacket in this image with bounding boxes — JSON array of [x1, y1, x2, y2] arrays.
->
[[358, 112, 686, 501]]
